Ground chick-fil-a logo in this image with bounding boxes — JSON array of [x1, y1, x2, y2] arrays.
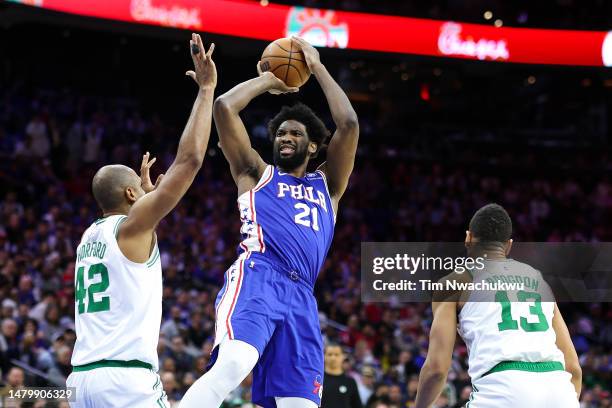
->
[[285, 7, 349, 48], [438, 22, 509, 61], [130, 0, 202, 29]]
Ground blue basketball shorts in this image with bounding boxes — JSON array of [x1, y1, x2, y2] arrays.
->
[[212, 254, 324, 408]]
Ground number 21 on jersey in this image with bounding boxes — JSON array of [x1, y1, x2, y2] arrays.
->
[[294, 203, 319, 231]]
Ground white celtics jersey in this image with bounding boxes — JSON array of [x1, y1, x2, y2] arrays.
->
[[71, 215, 162, 370], [458, 259, 565, 380]]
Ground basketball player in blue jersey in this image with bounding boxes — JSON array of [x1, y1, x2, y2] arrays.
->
[[180, 36, 359, 408]]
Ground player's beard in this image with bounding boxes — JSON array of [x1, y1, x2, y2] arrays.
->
[[273, 143, 309, 170]]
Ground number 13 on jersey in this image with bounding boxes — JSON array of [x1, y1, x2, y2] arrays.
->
[[496, 290, 549, 332]]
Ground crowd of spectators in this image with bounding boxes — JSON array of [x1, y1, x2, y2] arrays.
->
[[1, 78, 611, 407]]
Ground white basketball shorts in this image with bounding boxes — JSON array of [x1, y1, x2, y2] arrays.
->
[[467, 369, 579, 408], [67, 366, 169, 408]]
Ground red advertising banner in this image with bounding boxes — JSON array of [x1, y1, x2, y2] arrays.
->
[[9, 0, 612, 66]]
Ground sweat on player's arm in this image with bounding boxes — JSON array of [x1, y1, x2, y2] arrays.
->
[[415, 301, 457, 408], [119, 33, 216, 260], [291, 36, 359, 202], [553, 303, 582, 397], [213, 67, 297, 188]]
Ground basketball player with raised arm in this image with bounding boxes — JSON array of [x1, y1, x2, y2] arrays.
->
[[415, 204, 582, 408], [66, 34, 216, 408], [180, 36, 359, 408]]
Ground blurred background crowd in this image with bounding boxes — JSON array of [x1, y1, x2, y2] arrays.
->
[[1, 3, 611, 408]]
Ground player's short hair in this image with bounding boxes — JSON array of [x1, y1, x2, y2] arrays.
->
[[92, 165, 139, 212], [267, 103, 331, 158], [469, 203, 512, 243]]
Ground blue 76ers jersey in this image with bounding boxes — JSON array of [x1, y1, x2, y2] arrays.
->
[[237, 165, 336, 287]]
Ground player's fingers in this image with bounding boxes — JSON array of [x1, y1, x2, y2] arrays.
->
[[190, 41, 202, 67], [279, 86, 298, 93], [294, 36, 314, 52], [146, 157, 157, 168], [196, 34, 205, 60], [140, 152, 148, 170], [185, 70, 196, 81], [205, 43, 215, 60], [154, 174, 164, 187], [291, 36, 305, 47], [142, 153, 152, 171]]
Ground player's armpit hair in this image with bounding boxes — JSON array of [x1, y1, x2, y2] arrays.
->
[[268, 103, 330, 158]]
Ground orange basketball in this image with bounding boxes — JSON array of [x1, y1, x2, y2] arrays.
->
[[260, 38, 311, 88]]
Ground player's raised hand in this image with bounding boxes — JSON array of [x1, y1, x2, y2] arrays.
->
[[140, 152, 164, 193], [186, 33, 216, 89], [291, 36, 321, 71], [256, 61, 299, 95]]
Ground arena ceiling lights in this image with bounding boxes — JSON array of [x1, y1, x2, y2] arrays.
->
[[9, 0, 612, 67]]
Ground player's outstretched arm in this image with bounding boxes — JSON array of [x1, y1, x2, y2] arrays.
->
[[119, 33, 216, 260], [415, 301, 457, 408], [292, 36, 359, 204], [552, 303, 582, 398], [213, 69, 297, 191]]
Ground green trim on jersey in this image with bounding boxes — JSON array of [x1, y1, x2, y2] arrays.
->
[[483, 360, 564, 377], [113, 215, 128, 238], [94, 218, 106, 225], [465, 383, 479, 408], [110, 214, 159, 267], [466, 391, 473, 407], [152, 375, 167, 407], [72, 359, 153, 372], [156, 392, 168, 408], [147, 247, 160, 268]]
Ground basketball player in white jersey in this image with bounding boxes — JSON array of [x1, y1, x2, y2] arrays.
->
[[66, 33, 216, 408], [416, 203, 581, 408]]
